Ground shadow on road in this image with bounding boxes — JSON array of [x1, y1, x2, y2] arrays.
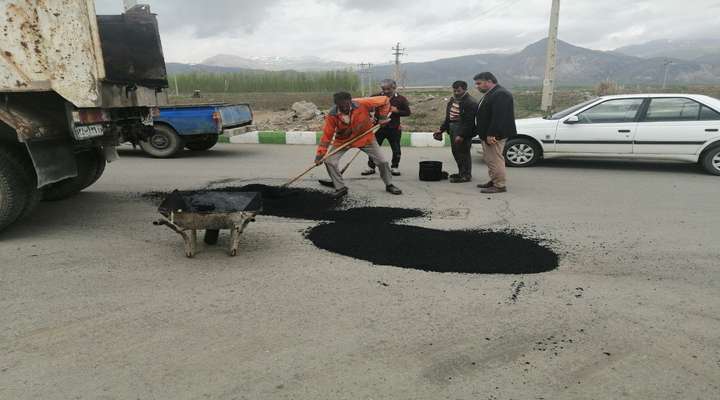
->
[[117, 146, 260, 159], [0, 191, 135, 240]]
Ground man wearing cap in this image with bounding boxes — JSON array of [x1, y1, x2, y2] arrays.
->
[[315, 91, 403, 197]]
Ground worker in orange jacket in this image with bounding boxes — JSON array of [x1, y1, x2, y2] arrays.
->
[[315, 92, 403, 197]]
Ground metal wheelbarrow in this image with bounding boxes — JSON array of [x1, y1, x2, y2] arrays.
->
[[153, 190, 262, 257]]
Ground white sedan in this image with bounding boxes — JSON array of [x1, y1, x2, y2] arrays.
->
[[498, 94, 720, 175]]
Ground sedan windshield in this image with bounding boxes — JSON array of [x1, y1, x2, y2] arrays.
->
[[547, 98, 598, 120]]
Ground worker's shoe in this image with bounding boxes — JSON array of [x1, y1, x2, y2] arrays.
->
[[450, 174, 471, 183], [361, 168, 376, 176], [386, 184, 403, 195], [481, 186, 507, 194], [477, 181, 494, 189], [391, 167, 401, 176], [332, 187, 348, 198]]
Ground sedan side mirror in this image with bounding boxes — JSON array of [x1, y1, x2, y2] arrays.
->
[[564, 115, 580, 124]]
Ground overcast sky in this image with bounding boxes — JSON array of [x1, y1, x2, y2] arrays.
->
[[94, 0, 720, 64]]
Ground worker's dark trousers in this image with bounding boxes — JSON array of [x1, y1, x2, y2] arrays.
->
[[449, 123, 472, 177], [368, 127, 402, 169]]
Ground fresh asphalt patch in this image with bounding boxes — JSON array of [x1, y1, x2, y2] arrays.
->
[[146, 184, 559, 274]]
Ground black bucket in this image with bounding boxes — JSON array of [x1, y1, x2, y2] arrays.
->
[[419, 161, 447, 181]]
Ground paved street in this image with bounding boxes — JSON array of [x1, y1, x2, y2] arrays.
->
[[1, 143, 719, 399]]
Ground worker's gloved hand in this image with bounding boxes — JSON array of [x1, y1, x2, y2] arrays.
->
[[378, 116, 391, 125], [433, 131, 443, 141], [314, 155, 324, 165]]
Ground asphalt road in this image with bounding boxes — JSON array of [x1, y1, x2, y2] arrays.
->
[[1, 143, 719, 400]]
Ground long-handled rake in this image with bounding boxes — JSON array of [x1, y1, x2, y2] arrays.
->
[[282, 122, 384, 188]]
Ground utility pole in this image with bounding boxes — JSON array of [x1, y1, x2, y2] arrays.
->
[[662, 60, 673, 90], [357, 63, 373, 96], [392, 42, 406, 87], [540, 0, 560, 115], [122, 0, 138, 11]]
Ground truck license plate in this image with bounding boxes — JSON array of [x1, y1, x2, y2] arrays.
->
[[73, 124, 104, 140]]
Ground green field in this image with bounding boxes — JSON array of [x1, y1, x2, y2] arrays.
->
[[169, 81, 720, 133]]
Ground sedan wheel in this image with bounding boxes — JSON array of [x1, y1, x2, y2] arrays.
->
[[701, 146, 720, 176], [504, 138, 540, 167]]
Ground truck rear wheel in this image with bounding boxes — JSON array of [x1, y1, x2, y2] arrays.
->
[[186, 135, 219, 151], [42, 150, 98, 201], [2, 145, 41, 220], [141, 124, 184, 158], [0, 146, 29, 232], [83, 148, 107, 189]]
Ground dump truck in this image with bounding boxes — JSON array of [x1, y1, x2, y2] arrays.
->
[[0, 1, 169, 231]]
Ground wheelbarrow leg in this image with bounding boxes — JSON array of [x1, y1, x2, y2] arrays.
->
[[229, 227, 241, 257], [229, 218, 252, 257], [184, 229, 198, 258], [154, 219, 198, 258]]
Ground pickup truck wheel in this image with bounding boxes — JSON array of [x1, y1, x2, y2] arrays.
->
[[186, 135, 219, 151], [141, 125, 184, 158], [504, 138, 541, 167], [0, 146, 28, 232], [42, 150, 98, 201], [701, 145, 720, 176]]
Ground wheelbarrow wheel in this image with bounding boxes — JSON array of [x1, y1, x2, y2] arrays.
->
[[204, 229, 220, 245]]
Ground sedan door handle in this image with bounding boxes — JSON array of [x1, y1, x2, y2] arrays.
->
[[618, 129, 631, 133], [706, 128, 719, 132]]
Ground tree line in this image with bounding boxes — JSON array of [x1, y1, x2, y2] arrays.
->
[[170, 70, 360, 93]]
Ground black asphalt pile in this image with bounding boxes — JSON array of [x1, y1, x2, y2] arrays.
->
[[306, 223, 558, 274], [325, 207, 425, 223], [146, 185, 558, 274], [208, 184, 348, 220]]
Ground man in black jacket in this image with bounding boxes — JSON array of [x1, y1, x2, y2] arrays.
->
[[433, 80, 479, 183], [473, 72, 517, 193], [362, 79, 411, 176]]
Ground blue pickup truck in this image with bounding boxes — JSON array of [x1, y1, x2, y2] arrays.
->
[[137, 103, 254, 158]]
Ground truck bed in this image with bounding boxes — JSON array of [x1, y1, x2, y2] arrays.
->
[[156, 104, 253, 136]]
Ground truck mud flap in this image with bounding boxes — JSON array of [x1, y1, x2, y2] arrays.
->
[[25, 139, 77, 188]]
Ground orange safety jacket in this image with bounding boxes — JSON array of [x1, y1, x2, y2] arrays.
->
[[316, 96, 391, 158]]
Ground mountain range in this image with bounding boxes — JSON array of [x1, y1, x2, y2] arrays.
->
[[614, 39, 720, 61], [166, 38, 720, 87], [200, 55, 352, 71], [369, 39, 720, 86]]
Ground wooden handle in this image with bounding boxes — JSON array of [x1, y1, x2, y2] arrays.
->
[[340, 149, 362, 174], [281, 122, 383, 188]]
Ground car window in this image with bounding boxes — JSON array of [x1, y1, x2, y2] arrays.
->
[[644, 98, 700, 122], [699, 106, 720, 121], [548, 98, 598, 120], [576, 99, 643, 123]]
